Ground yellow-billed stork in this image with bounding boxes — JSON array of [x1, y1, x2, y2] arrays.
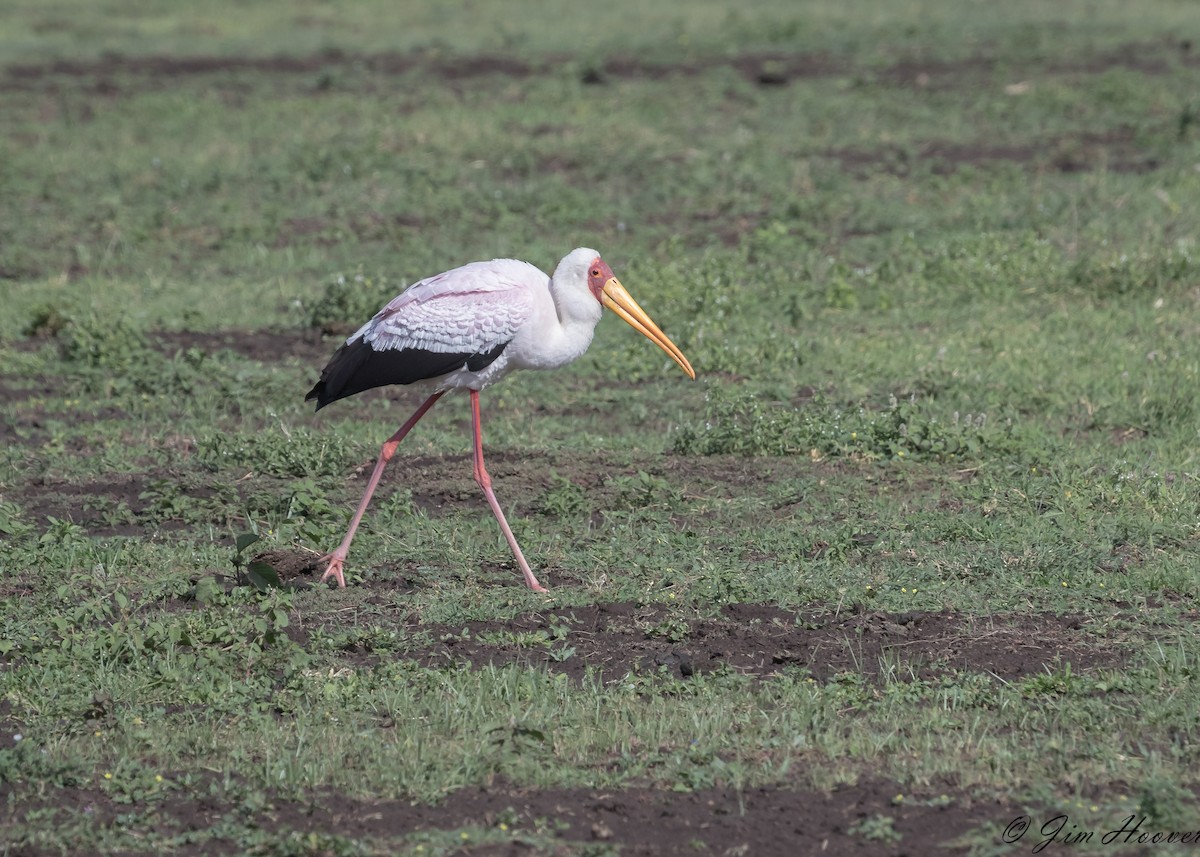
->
[[307, 248, 695, 592]]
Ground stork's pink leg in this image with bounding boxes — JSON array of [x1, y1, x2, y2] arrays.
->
[[469, 389, 549, 593], [319, 391, 445, 587]]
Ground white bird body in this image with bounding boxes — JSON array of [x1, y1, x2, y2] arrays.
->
[[310, 249, 614, 407], [356, 259, 535, 389], [307, 247, 693, 592]]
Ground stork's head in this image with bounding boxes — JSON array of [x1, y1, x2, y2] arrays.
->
[[556, 247, 695, 379]]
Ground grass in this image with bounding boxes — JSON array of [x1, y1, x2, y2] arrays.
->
[[2, 0, 1200, 853]]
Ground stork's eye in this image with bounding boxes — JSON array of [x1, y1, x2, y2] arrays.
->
[[591, 268, 600, 277]]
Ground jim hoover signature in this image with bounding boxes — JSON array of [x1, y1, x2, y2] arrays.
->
[[1003, 814, 1200, 851]]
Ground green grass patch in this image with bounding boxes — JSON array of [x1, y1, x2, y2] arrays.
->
[[2, 0, 1200, 852]]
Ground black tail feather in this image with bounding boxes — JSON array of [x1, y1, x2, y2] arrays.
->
[[307, 338, 509, 410]]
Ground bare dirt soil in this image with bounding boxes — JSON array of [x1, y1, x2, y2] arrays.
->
[[4, 38, 1195, 93], [263, 583, 1124, 685], [829, 127, 1163, 177], [2, 774, 1015, 856]]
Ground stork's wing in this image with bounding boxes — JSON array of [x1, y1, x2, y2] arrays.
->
[[307, 261, 539, 410], [366, 269, 535, 354]]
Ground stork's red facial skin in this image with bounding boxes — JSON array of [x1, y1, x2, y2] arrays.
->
[[587, 258, 614, 302]]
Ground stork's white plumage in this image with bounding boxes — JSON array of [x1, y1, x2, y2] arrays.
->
[[307, 248, 694, 592]]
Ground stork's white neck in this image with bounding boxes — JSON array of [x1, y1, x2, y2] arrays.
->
[[511, 248, 605, 371]]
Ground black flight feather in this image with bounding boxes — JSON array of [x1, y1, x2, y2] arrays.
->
[[307, 338, 509, 410]]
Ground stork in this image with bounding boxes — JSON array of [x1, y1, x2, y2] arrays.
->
[[307, 247, 695, 592]]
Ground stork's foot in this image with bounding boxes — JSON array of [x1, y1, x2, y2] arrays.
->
[[318, 552, 348, 587], [521, 567, 550, 594]]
